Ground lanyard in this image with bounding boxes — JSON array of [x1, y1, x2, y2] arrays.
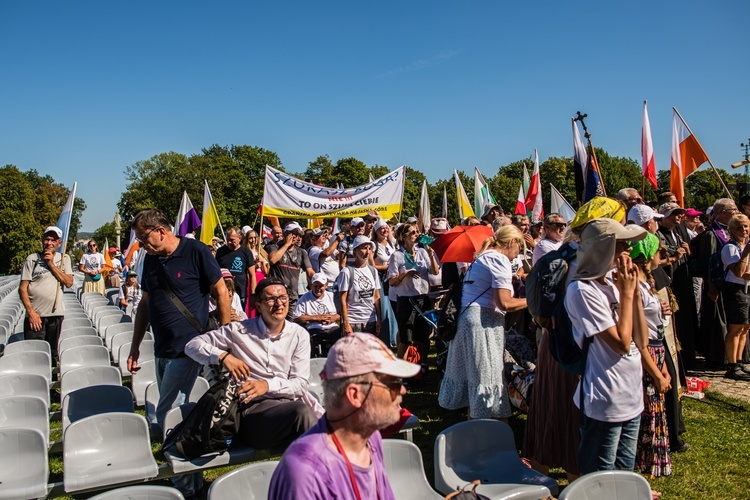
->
[[330, 431, 363, 500]]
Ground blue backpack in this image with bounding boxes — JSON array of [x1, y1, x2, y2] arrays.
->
[[708, 240, 738, 291]]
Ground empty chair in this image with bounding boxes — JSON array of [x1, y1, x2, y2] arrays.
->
[[93, 307, 123, 331], [145, 376, 209, 428], [207, 461, 280, 500], [118, 340, 154, 375], [98, 313, 131, 336], [0, 351, 52, 383], [110, 331, 135, 363], [61, 318, 93, 330], [558, 471, 652, 500], [308, 357, 327, 405], [434, 420, 557, 499], [4, 339, 52, 358], [59, 345, 111, 377], [59, 334, 104, 355], [382, 439, 442, 499], [62, 384, 134, 431], [0, 395, 50, 446], [63, 412, 158, 492], [60, 365, 122, 403], [88, 485, 185, 500], [105, 322, 135, 346], [57, 326, 98, 350], [0, 373, 50, 408], [0, 428, 50, 500], [84, 300, 110, 318], [131, 359, 156, 406]]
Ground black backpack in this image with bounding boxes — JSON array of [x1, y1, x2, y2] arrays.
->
[[161, 369, 240, 459], [709, 240, 737, 292]]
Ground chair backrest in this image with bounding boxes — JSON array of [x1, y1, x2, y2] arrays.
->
[[0, 351, 52, 383], [0, 427, 50, 499], [94, 307, 123, 327], [88, 485, 185, 500], [110, 331, 134, 361], [57, 326, 98, 348], [105, 322, 135, 346], [59, 345, 111, 377], [145, 376, 209, 426], [3, 339, 52, 358], [118, 340, 154, 374], [558, 471, 652, 500], [131, 359, 157, 407], [207, 460, 280, 500], [60, 365, 122, 402], [308, 357, 327, 406], [105, 288, 121, 306], [62, 384, 134, 431], [59, 335, 104, 355], [382, 439, 442, 500], [98, 313, 131, 335], [61, 318, 93, 330], [0, 373, 50, 408], [163, 402, 196, 441], [0, 395, 50, 446]]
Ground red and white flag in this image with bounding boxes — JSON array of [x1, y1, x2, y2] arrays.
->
[[641, 101, 658, 190], [524, 149, 544, 221], [514, 183, 526, 215], [670, 108, 709, 207]]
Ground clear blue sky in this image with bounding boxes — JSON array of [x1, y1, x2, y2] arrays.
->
[[2, 1, 748, 231]]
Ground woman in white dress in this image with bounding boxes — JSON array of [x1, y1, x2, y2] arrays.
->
[[79, 239, 106, 295]]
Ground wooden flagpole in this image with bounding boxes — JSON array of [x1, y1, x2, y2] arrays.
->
[[673, 107, 732, 200], [574, 111, 607, 197]]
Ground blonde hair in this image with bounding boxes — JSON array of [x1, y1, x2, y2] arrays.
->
[[477, 225, 525, 256], [244, 230, 268, 262], [728, 214, 750, 242]]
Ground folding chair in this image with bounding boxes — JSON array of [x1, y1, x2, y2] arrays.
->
[[382, 439, 442, 499], [207, 461, 279, 500], [62, 384, 134, 431], [0, 428, 50, 499], [558, 470, 652, 500]]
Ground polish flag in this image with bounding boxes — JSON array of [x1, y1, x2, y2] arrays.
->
[[641, 101, 658, 190], [524, 149, 544, 221], [514, 183, 526, 215], [670, 108, 709, 207]]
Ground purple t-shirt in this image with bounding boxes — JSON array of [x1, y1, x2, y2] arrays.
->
[[268, 417, 395, 500]]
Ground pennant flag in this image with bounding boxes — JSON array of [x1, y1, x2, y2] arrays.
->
[[418, 180, 431, 233], [550, 184, 577, 223], [524, 150, 544, 221], [175, 191, 201, 237], [473, 168, 497, 217], [514, 183, 526, 215], [641, 101, 658, 190], [442, 185, 448, 219], [670, 108, 709, 207], [572, 120, 588, 205], [201, 180, 223, 245], [55, 182, 77, 254], [454, 170, 475, 220], [522, 162, 530, 198]]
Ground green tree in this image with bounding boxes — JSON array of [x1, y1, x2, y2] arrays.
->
[[684, 169, 735, 211], [0, 166, 41, 273], [22, 170, 86, 248], [91, 222, 119, 250]]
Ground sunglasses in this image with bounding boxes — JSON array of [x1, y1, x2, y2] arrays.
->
[[548, 222, 567, 229], [359, 378, 403, 399]]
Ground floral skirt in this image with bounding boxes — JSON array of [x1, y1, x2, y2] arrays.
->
[[635, 344, 672, 477]]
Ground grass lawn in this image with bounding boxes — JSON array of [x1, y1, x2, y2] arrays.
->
[[48, 368, 750, 499]]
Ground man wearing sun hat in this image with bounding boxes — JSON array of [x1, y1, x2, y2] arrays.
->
[[18, 225, 74, 361], [268, 332, 420, 499]]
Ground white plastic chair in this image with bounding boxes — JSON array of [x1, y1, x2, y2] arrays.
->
[[145, 376, 210, 428], [63, 384, 134, 431], [119, 340, 154, 375], [59, 335, 104, 355], [207, 460, 279, 500], [3, 339, 52, 358], [58, 327, 99, 350], [93, 307, 123, 330], [0, 395, 50, 446], [98, 313, 131, 336], [0, 351, 52, 384], [61, 318, 93, 330], [0, 428, 50, 499], [382, 439, 443, 499], [88, 485, 185, 500], [131, 359, 157, 406], [63, 412, 158, 492], [308, 357, 327, 405], [0, 373, 50, 408], [60, 365, 122, 403], [434, 420, 557, 499], [105, 322, 135, 346], [59, 345, 111, 377], [110, 331, 135, 363], [558, 470, 652, 500]]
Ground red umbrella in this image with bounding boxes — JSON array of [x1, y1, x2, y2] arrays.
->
[[430, 225, 494, 263]]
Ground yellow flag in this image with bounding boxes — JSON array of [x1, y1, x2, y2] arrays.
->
[[454, 170, 475, 220], [201, 180, 222, 245]]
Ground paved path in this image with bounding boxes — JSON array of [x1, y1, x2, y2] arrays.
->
[[689, 358, 750, 403]]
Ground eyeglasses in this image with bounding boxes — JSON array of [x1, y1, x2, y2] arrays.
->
[[135, 227, 159, 243], [88, 243, 97, 248], [723, 208, 739, 213], [548, 222, 567, 229], [261, 294, 289, 306], [407, 230, 418, 236], [359, 379, 403, 399]]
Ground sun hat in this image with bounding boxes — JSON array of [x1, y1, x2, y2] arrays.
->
[[430, 218, 450, 235], [572, 218, 647, 281], [350, 217, 365, 227], [630, 232, 660, 261], [627, 204, 664, 226], [311, 272, 327, 285], [322, 333, 421, 380], [311, 227, 329, 236], [374, 219, 389, 231], [220, 268, 233, 279], [570, 197, 627, 232], [43, 226, 62, 239], [284, 222, 304, 234], [351, 235, 375, 251], [659, 202, 686, 218]]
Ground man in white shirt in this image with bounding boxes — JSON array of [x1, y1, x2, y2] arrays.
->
[[532, 213, 566, 265], [185, 278, 318, 450]]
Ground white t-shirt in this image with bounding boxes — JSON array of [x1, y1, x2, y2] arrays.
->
[[308, 246, 340, 284], [461, 251, 514, 312], [118, 283, 142, 312], [80, 252, 105, 273], [293, 290, 338, 332], [387, 247, 431, 297], [722, 241, 748, 285], [335, 265, 380, 323], [564, 279, 643, 422], [532, 238, 562, 265], [639, 281, 664, 341]]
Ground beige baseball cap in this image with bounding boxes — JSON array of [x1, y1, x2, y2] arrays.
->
[[322, 333, 421, 380]]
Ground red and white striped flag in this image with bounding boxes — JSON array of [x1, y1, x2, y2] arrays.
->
[[514, 183, 526, 215], [641, 101, 658, 190], [524, 149, 544, 221], [670, 108, 709, 207]]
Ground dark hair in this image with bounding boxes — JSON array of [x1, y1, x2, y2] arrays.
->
[[510, 214, 529, 226], [254, 278, 288, 300], [740, 194, 750, 209], [132, 208, 171, 231]]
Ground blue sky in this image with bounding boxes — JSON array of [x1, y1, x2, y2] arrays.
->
[[1, 1, 748, 231]]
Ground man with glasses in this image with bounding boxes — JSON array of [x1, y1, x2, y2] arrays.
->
[[19, 226, 74, 362], [532, 213, 566, 265], [269, 332, 420, 499], [615, 188, 645, 210], [126, 208, 230, 498], [79, 239, 106, 295], [267, 222, 315, 318], [185, 278, 318, 451]]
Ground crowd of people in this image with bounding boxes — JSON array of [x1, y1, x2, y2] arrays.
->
[[18, 188, 750, 498]]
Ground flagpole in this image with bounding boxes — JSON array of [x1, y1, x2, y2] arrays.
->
[[673, 107, 733, 200], [575, 111, 607, 197]]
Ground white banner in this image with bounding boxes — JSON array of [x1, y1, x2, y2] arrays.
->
[[262, 165, 405, 219]]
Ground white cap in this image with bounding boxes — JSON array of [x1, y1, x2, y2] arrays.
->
[[241, 225, 252, 235], [350, 217, 365, 227], [311, 272, 328, 285], [351, 235, 375, 251], [627, 205, 664, 226], [374, 219, 388, 231], [284, 222, 304, 234], [44, 226, 63, 239]]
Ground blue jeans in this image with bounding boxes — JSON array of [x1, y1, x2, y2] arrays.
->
[[579, 414, 641, 475], [156, 355, 203, 496]]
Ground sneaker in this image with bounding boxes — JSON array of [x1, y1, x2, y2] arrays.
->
[[739, 363, 750, 375], [725, 365, 750, 381]]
